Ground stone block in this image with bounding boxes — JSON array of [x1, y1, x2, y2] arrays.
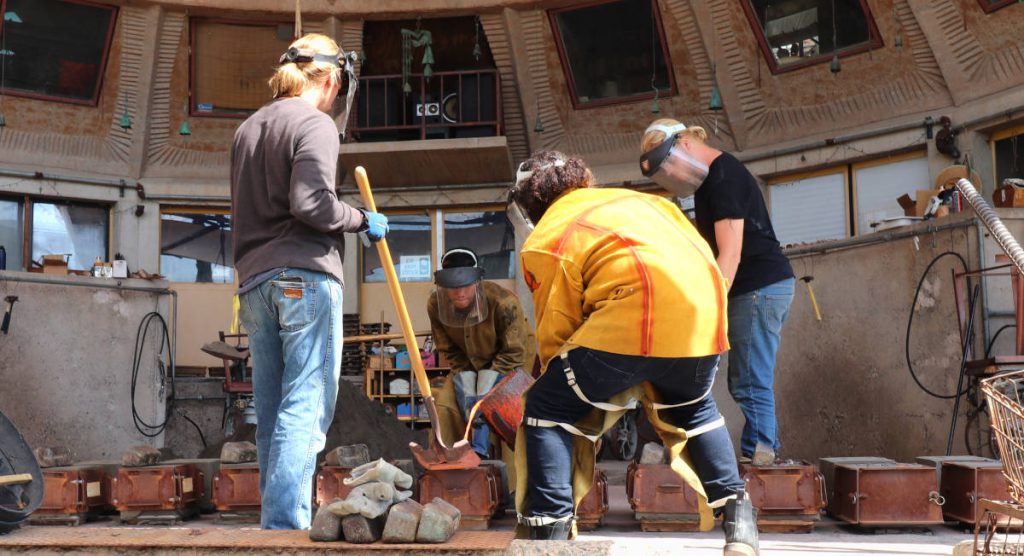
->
[[342, 514, 386, 544], [639, 442, 667, 465], [220, 441, 258, 464], [121, 445, 162, 467], [309, 500, 344, 542], [416, 497, 461, 543], [325, 444, 371, 468], [34, 446, 74, 468], [382, 499, 423, 543]]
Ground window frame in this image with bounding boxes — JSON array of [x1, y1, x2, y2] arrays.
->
[[440, 204, 516, 281], [0, 0, 118, 106], [158, 205, 234, 284], [547, 0, 678, 110], [0, 194, 112, 272], [850, 149, 928, 236], [990, 122, 1024, 189], [188, 16, 292, 119], [360, 208, 435, 284], [978, 0, 1019, 13], [767, 165, 851, 245], [739, 0, 884, 75]]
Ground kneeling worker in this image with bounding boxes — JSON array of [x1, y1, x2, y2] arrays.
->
[[509, 150, 757, 555], [427, 248, 536, 458]]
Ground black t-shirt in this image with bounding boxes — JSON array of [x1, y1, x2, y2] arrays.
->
[[693, 151, 794, 297]]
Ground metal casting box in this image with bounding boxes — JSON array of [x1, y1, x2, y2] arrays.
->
[[626, 462, 702, 531], [32, 465, 112, 523], [741, 461, 824, 531], [830, 463, 944, 526], [915, 455, 992, 486], [314, 466, 356, 508], [939, 460, 1010, 525], [576, 468, 608, 531], [212, 463, 261, 512], [819, 456, 895, 512], [418, 463, 502, 530], [110, 463, 204, 513]]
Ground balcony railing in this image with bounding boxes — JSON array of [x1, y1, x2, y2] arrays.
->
[[352, 69, 502, 142]]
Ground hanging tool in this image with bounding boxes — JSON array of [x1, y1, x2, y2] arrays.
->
[[354, 166, 480, 471], [799, 277, 822, 322], [2, 295, 18, 334]]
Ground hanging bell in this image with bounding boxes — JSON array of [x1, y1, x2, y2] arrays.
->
[[650, 96, 660, 114], [403, 81, 412, 94], [830, 54, 841, 74], [472, 42, 482, 61], [534, 112, 544, 133], [119, 110, 132, 130], [423, 64, 433, 78], [179, 120, 191, 136], [0, 113, 6, 128], [421, 45, 434, 66], [359, 50, 367, 65], [894, 34, 904, 49], [708, 84, 723, 111]]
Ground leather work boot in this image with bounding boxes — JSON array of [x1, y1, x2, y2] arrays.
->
[[722, 491, 759, 556], [528, 517, 573, 540]]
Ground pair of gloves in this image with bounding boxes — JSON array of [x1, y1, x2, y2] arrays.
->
[[358, 209, 389, 242]]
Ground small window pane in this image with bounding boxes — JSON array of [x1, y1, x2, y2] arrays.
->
[[362, 214, 431, 283], [31, 202, 108, 271], [160, 212, 234, 283], [995, 132, 1024, 187], [854, 157, 930, 235], [0, 0, 116, 102], [0, 199, 24, 270], [747, 0, 874, 70], [552, 0, 672, 106], [770, 172, 847, 246], [192, 20, 293, 116], [443, 211, 515, 280]]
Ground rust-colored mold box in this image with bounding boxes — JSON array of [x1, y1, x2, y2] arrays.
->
[[314, 466, 355, 508], [418, 464, 502, 530], [831, 463, 943, 526], [577, 469, 609, 531], [627, 462, 702, 531], [940, 460, 1010, 526], [741, 461, 824, 520], [110, 463, 204, 513], [212, 463, 261, 512], [36, 465, 112, 517]]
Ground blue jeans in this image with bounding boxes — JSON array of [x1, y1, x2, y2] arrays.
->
[[237, 268, 344, 529], [452, 372, 493, 457], [727, 277, 794, 457], [523, 347, 744, 519]]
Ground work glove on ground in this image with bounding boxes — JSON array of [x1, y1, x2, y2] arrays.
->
[[359, 210, 389, 242]]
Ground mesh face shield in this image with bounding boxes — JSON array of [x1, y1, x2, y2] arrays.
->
[[433, 266, 488, 327], [639, 136, 710, 198]]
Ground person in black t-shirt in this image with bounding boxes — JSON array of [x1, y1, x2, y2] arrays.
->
[[641, 118, 795, 466]]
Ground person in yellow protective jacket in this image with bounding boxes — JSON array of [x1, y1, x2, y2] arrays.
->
[[508, 150, 758, 555], [427, 247, 536, 460]]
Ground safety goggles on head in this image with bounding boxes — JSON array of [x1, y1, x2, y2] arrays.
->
[[506, 158, 566, 239], [433, 265, 488, 327], [278, 46, 362, 141], [639, 123, 709, 198]]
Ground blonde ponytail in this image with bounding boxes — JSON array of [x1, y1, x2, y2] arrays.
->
[[640, 118, 708, 153], [268, 33, 341, 99]]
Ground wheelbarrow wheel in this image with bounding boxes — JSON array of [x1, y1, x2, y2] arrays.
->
[[0, 409, 44, 533]]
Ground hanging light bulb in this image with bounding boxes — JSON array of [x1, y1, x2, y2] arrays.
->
[[830, 54, 841, 74]]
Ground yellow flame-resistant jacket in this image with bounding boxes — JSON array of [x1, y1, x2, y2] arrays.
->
[[521, 187, 729, 368]]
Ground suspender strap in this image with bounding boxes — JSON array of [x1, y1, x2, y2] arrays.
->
[[684, 416, 725, 438], [559, 352, 639, 412], [649, 381, 714, 410], [518, 514, 575, 526], [524, 417, 602, 443]]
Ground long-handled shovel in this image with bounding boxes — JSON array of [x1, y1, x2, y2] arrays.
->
[[354, 166, 480, 471]]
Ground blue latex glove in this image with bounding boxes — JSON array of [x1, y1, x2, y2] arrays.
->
[[360, 210, 389, 242]]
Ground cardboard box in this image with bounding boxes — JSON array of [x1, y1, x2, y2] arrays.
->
[[41, 254, 69, 276], [993, 185, 1024, 208], [897, 189, 949, 218], [365, 354, 394, 371]]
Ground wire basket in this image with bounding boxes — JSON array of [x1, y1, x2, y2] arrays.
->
[[981, 370, 1024, 504]]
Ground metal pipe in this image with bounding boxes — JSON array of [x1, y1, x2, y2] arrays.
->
[[736, 119, 925, 164], [145, 194, 231, 203], [784, 218, 977, 259], [0, 272, 172, 294], [0, 167, 131, 190], [975, 218, 991, 359], [955, 178, 1024, 277], [337, 181, 511, 195]]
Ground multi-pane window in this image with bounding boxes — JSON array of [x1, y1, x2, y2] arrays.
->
[[30, 200, 108, 271], [190, 19, 293, 116], [443, 210, 515, 280], [549, 0, 675, 108], [362, 213, 433, 283], [743, 0, 881, 73], [994, 128, 1024, 187], [0, 0, 117, 104], [160, 210, 234, 284]]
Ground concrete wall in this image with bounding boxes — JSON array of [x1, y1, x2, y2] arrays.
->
[[0, 273, 170, 461]]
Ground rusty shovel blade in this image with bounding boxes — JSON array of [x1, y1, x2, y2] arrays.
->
[[409, 396, 481, 470]]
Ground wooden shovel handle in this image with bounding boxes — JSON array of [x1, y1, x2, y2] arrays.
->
[[354, 167, 432, 399], [0, 473, 32, 487]]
